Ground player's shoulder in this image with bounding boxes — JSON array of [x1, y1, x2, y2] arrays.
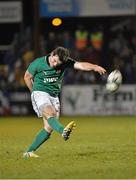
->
[[31, 56, 46, 64], [36, 56, 46, 62]]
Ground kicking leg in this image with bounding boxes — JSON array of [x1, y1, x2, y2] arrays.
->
[[42, 105, 76, 140]]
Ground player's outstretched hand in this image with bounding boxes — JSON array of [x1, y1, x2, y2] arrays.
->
[[94, 65, 106, 75]]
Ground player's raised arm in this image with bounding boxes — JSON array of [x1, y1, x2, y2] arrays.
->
[[74, 61, 106, 75], [24, 70, 34, 92]]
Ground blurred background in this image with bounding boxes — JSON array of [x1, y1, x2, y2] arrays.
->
[[0, 0, 136, 116]]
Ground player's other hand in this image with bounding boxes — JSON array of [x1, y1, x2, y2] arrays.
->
[[94, 65, 106, 75]]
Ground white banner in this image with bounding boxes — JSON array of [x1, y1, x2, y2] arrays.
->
[[0, 2, 22, 23], [61, 85, 136, 115], [77, 0, 136, 16], [40, 0, 136, 17]]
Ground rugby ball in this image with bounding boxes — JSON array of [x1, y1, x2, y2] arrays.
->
[[106, 70, 122, 93]]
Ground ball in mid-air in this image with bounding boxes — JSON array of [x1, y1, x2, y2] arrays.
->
[[106, 70, 122, 93]]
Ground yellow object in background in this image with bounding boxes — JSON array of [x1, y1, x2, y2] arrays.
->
[[52, 18, 62, 26]]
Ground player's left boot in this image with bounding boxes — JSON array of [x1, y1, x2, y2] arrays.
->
[[23, 151, 39, 158], [62, 121, 76, 141]]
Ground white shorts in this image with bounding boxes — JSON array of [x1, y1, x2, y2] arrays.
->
[[31, 91, 60, 118]]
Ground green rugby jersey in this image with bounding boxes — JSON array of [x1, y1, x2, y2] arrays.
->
[[27, 55, 75, 97]]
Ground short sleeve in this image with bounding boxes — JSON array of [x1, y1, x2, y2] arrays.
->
[[65, 58, 76, 68], [27, 58, 40, 76]]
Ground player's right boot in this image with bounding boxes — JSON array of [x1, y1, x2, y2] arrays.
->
[[23, 151, 39, 158], [62, 121, 76, 141]]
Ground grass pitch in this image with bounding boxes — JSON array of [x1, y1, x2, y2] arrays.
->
[[0, 116, 136, 179]]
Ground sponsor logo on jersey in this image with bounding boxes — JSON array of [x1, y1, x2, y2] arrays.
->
[[43, 77, 58, 83], [43, 71, 47, 75]]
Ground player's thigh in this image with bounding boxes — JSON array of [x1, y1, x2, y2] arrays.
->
[[31, 91, 56, 118], [50, 96, 60, 118], [42, 104, 56, 119]]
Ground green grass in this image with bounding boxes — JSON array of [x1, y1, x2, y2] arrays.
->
[[0, 116, 136, 179]]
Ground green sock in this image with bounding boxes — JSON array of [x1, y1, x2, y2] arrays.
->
[[27, 129, 50, 152], [48, 117, 64, 134]]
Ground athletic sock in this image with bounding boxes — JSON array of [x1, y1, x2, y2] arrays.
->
[[48, 117, 64, 134], [27, 129, 50, 152]]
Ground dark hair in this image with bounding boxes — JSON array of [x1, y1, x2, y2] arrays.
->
[[51, 47, 70, 63]]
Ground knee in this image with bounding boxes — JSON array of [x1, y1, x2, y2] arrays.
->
[[42, 107, 56, 119], [43, 111, 56, 119]]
